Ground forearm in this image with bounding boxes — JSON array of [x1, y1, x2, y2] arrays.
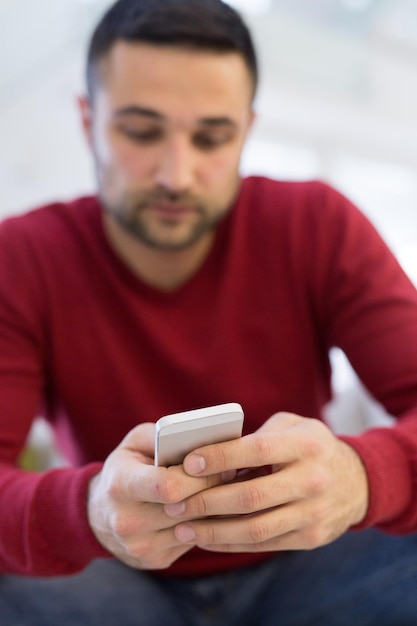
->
[[0, 462, 110, 576], [341, 414, 417, 533]]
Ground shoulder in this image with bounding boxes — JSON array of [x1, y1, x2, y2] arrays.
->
[[0, 196, 102, 291], [0, 196, 100, 243], [238, 176, 353, 217], [234, 176, 393, 289], [0, 197, 102, 325], [236, 175, 366, 239], [0, 196, 102, 266]]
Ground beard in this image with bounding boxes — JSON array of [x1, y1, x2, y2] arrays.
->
[[99, 187, 231, 252]]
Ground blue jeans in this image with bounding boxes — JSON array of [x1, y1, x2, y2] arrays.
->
[[2, 529, 417, 626]]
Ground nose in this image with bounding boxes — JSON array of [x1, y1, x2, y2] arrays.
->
[[154, 136, 195, 193]]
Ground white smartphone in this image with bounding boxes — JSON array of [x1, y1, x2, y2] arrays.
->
[[154, 402, 244, 466]]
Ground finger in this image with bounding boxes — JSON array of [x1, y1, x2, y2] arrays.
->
[[120, 526, 193, 570], [112, 501, 190, 535], [183, 415, 331, 478], [200, 521, 336, 553], [183, 430, 297, 477], [121, 422, 156, 458], [120, 544, 191, 571], [114, 456, 227, 506], [173, 505, 300, 547], [256, 411, 303, 433], [198, 531, 303, 553], [165, 469, 303, 519]]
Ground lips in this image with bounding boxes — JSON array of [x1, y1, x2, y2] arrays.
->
[[149, 203, 196, 219]]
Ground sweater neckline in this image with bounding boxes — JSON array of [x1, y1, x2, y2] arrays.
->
[[88, 191, 241, 302]]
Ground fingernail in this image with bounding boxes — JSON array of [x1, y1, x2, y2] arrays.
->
[[184, 454, 206, 475], [221, 470, 237, 482], [164, 501, 186, 517], [176, 524, 196, 543]]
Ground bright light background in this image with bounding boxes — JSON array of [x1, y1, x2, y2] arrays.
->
[[0, 0, 416, 438]]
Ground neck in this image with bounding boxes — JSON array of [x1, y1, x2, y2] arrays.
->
[[102, 213, 215, 291]]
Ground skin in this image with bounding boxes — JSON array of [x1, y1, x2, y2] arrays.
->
[[85, 42, 369, 570], [79, 42, 255, 290], [167, 413, 368, 552]]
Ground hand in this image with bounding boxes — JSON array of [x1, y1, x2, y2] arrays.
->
[[164, 412, 369, 553], [87, 423, 223, 570]]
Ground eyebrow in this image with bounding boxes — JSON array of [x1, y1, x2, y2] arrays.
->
[[112, 105, 238, 128]]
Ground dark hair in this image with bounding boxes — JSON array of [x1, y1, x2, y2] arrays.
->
[[86, 0, 258, 99]]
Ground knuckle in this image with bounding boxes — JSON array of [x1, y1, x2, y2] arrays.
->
[[140, 550, 171, 570], [301, 525, 326, 550], [107, 476, 124, 501], [299, 434, 323, 459], [203, 524, 218, 545], [275, 516, 292, 536], [157, 474, 183, 504], [110, 512, 136, 539], [250, 435, 273, 465], [208, 444, 229, 471], [247, 519, 269, 544], [192, 493, 209, 517], [300, 421, 329, 457], [130, 538, 168, 570], [304, 468, 329, 496], [131, 543, 153, 567], [237, 484, 263, 513]]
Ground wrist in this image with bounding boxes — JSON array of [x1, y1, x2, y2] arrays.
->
[[340, 440, 369, 526]]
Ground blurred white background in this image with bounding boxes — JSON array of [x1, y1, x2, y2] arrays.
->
[[1, 0, 416, 447]]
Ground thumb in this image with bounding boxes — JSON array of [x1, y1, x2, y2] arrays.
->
[[121, 422, 156, 459], [257, 411, 303, 433]]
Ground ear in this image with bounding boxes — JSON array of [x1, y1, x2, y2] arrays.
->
[[77, 95, 94, 150], [247, 108, 257, 134], [241, 108, 256, 145]]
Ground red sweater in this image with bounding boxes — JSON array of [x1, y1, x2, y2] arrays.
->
[[1, 177, 417, 577]]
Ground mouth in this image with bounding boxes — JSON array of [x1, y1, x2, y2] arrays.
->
[[147, 202, 198, 220]]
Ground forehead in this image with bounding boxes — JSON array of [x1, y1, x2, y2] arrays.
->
[[94, 42, 253, 120]]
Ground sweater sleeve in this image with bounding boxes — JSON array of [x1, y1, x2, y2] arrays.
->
[[308, 183, 417, 533], [0, 217, 110, 575], [0, 462, 109, 575]]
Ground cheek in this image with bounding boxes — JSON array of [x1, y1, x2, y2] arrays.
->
[[116, 147, 151, 180], [200, 150, 241, 192], [96, 131, 155, 182]]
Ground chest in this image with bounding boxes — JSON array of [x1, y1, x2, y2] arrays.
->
[[44, 251, 331, 461]]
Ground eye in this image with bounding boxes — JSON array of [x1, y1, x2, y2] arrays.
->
[[118, 126, 164, 144], [193, 131, 234, 150]]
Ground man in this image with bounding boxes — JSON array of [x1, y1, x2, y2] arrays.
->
[[1, 0, 417, 624]]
